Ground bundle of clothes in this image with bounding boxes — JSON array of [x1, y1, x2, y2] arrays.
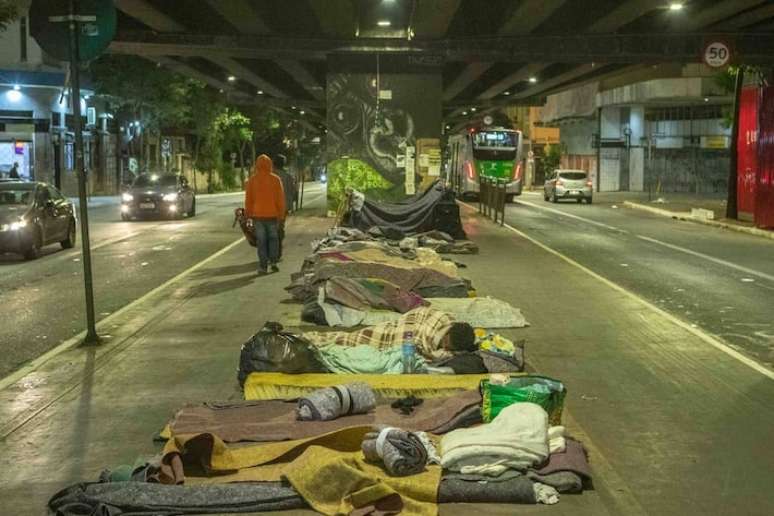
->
[[49, 377, 592, 515]]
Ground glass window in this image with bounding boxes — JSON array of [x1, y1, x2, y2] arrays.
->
[[133, 175, 179, 188], [559, 171, 587, 180], [0, 183, 35, 205]]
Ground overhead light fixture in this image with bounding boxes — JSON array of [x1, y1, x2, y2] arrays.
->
[[669, 2, 683, 11], [227, 75, 236, 82], [704, 97, 709, 102], [529, 77, 538, 83], [257, 90, 264, 95], [291, 106, 297, 110], [462, 111, 468, 115], [445, 125, 450, 129], [6, 89, 22, 102], [299, 110, 305, 115], [13, 84, 21, 91], [377, 20, 391, 27], [503, 91, 511, 96]]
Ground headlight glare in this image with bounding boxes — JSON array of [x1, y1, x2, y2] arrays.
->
[[162, 193, 178, 202], [122, 192, 134, 202]]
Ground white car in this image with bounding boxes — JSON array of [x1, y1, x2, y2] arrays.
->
[[544, 169, 593, 204]]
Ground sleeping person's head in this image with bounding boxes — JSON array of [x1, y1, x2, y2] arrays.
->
[[442, 322, 476, 352]]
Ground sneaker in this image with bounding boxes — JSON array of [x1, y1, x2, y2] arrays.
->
[[270, 264, 279, 273]]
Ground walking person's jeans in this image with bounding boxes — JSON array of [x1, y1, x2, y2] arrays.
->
[[253, 218, 279, 270]]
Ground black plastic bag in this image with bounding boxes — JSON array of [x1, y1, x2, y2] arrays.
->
[[238, 322, 325, 386]]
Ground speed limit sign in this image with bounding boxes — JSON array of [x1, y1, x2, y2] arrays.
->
[[703, 41, 731, 68]]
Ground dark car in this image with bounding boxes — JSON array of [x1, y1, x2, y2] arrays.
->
[[0, 181, 77, 260], [120, 174, 196, 221]]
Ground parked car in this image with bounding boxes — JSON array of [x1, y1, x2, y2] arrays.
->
[[0, 181, 77, 260], [120, 174, 196, 221], [544, 169, 593, 204]]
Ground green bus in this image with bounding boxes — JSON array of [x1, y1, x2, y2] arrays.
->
[[445, 127, 524, 202]]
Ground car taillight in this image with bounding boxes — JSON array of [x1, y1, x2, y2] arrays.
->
[[465, 161, 475, 180], [512, 162, 522, 181]]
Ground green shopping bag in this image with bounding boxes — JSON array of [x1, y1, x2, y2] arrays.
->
[[481, 375, 567, 425]]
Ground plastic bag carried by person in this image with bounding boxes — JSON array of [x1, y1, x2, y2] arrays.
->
[[480, 375, 566, 425], [238, 322, 325, 385]]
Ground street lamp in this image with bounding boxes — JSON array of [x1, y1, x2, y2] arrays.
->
[[529, 77, 538, 83], [669, 3, 683, 11]]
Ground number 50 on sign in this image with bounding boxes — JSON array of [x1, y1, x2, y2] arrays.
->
[[703, 41, 732, 68]]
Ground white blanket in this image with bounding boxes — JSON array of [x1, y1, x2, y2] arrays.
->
[[440, 402, 552, 476]]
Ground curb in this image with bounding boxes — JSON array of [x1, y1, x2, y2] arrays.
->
[[623, 201, 774, 241]]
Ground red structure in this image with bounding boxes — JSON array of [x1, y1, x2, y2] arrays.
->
[[737, 87, 758, 216], [756, 85, 774, 228]]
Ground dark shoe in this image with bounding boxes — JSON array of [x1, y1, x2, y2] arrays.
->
[[270, 264, 279, 273]]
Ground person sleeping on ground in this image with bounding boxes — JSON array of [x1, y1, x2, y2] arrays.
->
[[303, 307, 476, 361]]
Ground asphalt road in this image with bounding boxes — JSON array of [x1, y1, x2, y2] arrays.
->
[[502, 191, 774, 369], [0, 185, 325, 379]]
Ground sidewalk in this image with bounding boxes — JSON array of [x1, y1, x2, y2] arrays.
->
[[1, 198, 772, 514]]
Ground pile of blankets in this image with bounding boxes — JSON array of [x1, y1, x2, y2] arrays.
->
[[49, 389, 592, 515]]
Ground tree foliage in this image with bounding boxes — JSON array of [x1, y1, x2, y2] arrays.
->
[[0, 0, 17, 32]]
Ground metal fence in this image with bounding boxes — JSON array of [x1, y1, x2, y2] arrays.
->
[[478, 176, 508, 225]]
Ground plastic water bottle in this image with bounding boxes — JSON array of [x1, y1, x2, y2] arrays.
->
[[402, 331, 416, 374]]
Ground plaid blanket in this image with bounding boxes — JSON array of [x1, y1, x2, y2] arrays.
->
[[304, 307, 455, 360]]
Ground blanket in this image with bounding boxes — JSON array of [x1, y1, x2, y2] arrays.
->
[[440, 402, 551, 476], [167, 391, 483, 443]]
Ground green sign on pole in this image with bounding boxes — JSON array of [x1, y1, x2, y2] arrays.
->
[[29, 0, 116, 62]]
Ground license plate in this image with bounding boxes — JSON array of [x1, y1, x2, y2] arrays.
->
[[139, 202, 155, 209]]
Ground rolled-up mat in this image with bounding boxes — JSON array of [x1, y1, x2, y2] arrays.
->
[[362, 427, 428, 477], [297, 382, 376, 421]]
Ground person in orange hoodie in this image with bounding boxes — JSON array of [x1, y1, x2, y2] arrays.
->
[[245, 154, 286, 275]]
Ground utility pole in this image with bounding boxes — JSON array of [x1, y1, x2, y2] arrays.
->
[[67, 0, 99, 344], [726, 67, 744, 220]]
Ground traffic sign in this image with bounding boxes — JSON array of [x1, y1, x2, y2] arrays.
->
[[29, 0, 116, 62], [702, 40, 732, 68]]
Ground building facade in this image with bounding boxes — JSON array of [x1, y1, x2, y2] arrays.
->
[[541, 69, 732, 194], [0, 8, 118, 195]]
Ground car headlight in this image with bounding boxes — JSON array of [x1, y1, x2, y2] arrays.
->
[[1, 219, 27, 232], [122, 192, 134, 202], [162, 193, 178, 202]]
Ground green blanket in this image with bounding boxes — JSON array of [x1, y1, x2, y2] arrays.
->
[[317, 344, 427, 374]]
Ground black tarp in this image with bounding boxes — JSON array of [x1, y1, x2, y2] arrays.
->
[[345, 181, 467, 239]]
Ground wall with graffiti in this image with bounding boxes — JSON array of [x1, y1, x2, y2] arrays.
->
[[325, 54, 442, 210]]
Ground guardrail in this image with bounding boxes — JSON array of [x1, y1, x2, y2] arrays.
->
[[478, 176, 508, 226]]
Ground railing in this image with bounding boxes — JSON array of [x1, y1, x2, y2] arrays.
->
[[478, 176, 508, 226]]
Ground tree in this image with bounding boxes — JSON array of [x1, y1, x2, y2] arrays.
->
[[90, 55, 195, 171], [0, 0, 17, 32], [215, 109, 253, 187]]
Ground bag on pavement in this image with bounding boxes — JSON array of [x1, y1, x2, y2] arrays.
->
[[238, 322, 325, 385], [480, 375, 566, 426]]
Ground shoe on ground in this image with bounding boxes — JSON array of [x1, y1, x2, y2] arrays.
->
[[257, 267, 268, 276], [270, 264, 279, 273]]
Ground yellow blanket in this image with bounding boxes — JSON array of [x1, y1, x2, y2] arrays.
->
[[162, 427, 440, 516], [243, 372, 490, 400]]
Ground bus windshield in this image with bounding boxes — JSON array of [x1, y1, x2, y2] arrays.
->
[[472, 131, 518, 161]]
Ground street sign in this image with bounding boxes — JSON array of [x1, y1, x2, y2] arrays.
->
[[702, 40, 732, 68], [29, 0, 116, 62]]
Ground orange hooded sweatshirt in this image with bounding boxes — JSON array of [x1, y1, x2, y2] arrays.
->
[[244, 154, 286, 220]]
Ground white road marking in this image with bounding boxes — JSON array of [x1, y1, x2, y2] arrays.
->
[[516, 198, 629, 233], [0, 236, 244, 391], [516, 197, 774, 285], [460, 202, 774, 381]]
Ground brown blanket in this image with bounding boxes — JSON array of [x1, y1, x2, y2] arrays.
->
[[169, 390, 482, 443]]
